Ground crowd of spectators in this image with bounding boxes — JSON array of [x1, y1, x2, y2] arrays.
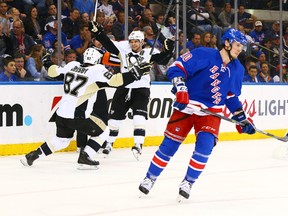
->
[[0, 0, 288, 83]]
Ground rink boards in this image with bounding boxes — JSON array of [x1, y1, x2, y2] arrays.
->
[[0, 82, 287, 155]]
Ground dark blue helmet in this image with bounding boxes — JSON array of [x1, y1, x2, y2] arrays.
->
[[221, 28, 247, 46]]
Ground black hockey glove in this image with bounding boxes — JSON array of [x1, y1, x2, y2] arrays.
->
[[231, 110, 256, 134], [130, 62, 152, 80], [163, 38, 175, 53], [88, 21, 104, 36]]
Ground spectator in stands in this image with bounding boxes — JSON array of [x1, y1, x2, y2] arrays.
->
[[167, 15, 177, 38], [142, 8, 165, 43], [43, 49, 64, 72], [270, 34, 281, 67], [266, 21, 280, 40], [143, 25, 162, 50], [73, 0, 95, 20], [244, 56, 256, 75], [218, 2, 233, 31], [243, 65, 259, 82], [188, 0, 222, 48], [10, 20, 35, 60], [178, 31, 189, 54], [7, 7, 22, 30], [133, 0, 149, 19], [69, 22, 91, 63], [255, 51, 266, 72], [186, 32, 202, 51], [0, 22, 12, 57], [25, 44, 47, 81], [238, 23, 255, 54], [64, 48, 77, 64], [62, 8, 81, 41], [231, 4, 257, 33], [210, 34, 218, 50], [154, 13, 174, 39], [0, 56, 17, 81], [260, 37, 273, 64], [14, 52, 30, 81], [258, 61, 273, 83], [249, 20, 266, 45], [80, 12, 89, 24], [204, 0, 223, 30], [21, 0, 46, 15], [95, 10, 106, 27], [98, 0, 115, 21], [0, 2, 10, 35], [273, 64, 288, 83], [112, 0, 125, 15], [42, 16, 70, 52], [200, 32, 212, 47], [111, 10, 133, 41], [23, 6, 43, 44]]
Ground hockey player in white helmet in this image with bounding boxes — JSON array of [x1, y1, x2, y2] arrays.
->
[[20, 47, 148, 169], [88, 21, 175, 160]]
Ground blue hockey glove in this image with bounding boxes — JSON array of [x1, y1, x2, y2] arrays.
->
[[172, 83, 189, 111], [231, 110, 256, 134]]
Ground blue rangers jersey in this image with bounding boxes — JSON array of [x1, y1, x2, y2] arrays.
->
[[167, 47, 244, 114]]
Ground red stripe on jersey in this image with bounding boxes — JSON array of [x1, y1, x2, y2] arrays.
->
[[175, 62, 188, 78], [189, 158, 206, 171], [164, 130, 185, 142], [152, 155, 168, 168]]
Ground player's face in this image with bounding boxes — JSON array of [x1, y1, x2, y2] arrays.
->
[[129, 39, 142, 52], [230, 41, 244, 59]]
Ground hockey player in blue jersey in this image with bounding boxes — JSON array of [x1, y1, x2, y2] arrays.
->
[[138, 28, 256, 200]]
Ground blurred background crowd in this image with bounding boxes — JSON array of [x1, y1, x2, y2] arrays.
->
[[0, 0, 288, 83]]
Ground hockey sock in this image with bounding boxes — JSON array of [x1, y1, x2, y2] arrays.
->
[[184, 132, 215, 183], [39, 142, 52, 157], [85, 139, 102, 158], [146, 137, 181, 180]]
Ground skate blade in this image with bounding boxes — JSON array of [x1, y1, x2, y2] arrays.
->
[[77, 164, 99, 170], [139, 192, 147, 198], [20, 158, 29, 166], [176, 194, 187, 203], [131, 149, 141, 161]]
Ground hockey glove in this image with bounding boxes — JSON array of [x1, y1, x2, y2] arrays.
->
[[173, 83, 189, 111], [163, 38, 175, 53], [130, 62, 152, 80], [231, 110, 256, 134], [88, 21, 104, 36]]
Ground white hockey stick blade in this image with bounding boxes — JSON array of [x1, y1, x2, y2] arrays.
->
[[77, 164, 99, 170]]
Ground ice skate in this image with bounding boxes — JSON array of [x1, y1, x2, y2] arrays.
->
[[131, 143, 142, 161], [102, 142, 113, 157], [77, 150, 99, 170], [138, 177, 155, 197], [177, 179, 193, 202], [20, 149, 42, 166]]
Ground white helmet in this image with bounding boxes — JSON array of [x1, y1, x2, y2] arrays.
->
[[83, 48, 102, 65], [128, 30, 144, 42]]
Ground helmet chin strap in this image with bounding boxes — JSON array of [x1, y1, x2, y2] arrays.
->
[[224, 44, 234, 61]]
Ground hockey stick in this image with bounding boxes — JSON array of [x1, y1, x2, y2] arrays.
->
[[93, 0, 99, 22], [149, 0, 174, 55], [187, 104, 288, 142]]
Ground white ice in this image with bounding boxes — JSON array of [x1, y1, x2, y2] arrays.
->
[[1, 139, 288, 216]]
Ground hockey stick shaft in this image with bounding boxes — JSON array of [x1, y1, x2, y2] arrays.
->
[[149, 0, 174, 55], [93, 0, 98, 21], [187, 104, 288, 142]]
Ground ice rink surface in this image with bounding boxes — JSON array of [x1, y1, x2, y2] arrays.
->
[[1, 139, 288, 216]]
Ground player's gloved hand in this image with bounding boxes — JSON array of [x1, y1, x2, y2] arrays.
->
[[163, 38, 175, 53], [131, 62, 152, 80], [173, 83, 189, 111], [88, 21, 103, 36], [232, 110, 256, 134]]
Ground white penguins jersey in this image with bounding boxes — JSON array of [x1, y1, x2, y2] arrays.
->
[[113, 40, 160, 88], [53, 61, 112, 119]]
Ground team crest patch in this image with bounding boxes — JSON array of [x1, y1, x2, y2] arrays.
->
[[175, 127, 180, 132]]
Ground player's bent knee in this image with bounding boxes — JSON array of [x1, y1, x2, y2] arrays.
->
[[159, 137, 181, 157], [195, 132, 216, 155], [48, 137, 71, 151]]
